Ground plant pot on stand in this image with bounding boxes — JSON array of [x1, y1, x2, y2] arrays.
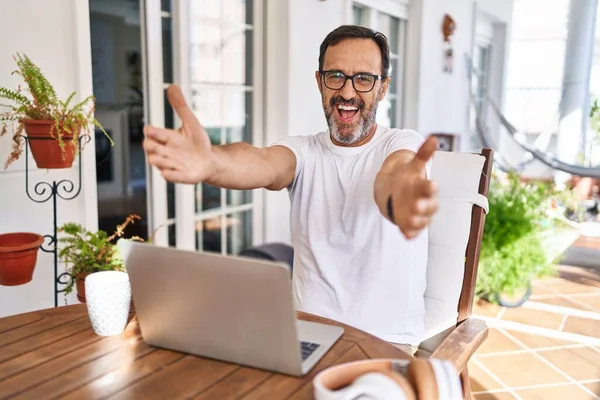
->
[[22, 120, 76, 169], [0, 232, 44, 286]]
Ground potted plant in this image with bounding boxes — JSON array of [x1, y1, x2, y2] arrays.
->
[[0, 53, 113, 169], [0, 232, 44, 286], [57, 215, 143, 303], [476, 172, 579, 307]]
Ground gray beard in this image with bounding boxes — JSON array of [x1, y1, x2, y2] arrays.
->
[[324, 97, 379, 146]]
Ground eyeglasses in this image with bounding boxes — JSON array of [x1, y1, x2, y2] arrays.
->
[[320, 70, 382, 93]]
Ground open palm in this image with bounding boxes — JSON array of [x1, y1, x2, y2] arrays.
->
[[143, 85, 215, 184]]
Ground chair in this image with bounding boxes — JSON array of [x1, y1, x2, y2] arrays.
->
[[417, 148, 494, 400], [238, 242, 294, 272], [240, 148, 494, 399]]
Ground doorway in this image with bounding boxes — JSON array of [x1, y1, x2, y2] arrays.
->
[[90, 0, 153, 241]]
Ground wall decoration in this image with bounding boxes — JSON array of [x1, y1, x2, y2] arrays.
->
[[442, 14, 456, 73]]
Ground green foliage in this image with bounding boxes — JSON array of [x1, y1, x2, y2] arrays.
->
[[476, 172, 566, 299], [591, 95, 600, 142], [0, 53, 113, 169], [57, 215, 143, 295]]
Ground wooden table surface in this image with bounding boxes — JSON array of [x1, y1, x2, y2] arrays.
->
[[0, 304, 411, 399]]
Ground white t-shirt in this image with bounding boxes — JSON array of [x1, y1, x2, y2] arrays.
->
[[273, 124, 428, 345]]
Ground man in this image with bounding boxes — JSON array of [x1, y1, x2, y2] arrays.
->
[[143, 25, 438, 355]]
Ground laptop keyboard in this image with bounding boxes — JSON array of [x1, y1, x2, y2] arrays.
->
[[300, 341, 320, 361]]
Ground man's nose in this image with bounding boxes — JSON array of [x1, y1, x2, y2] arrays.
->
[[339, 78, 357, 100]]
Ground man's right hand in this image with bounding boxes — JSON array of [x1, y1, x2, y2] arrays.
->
[[143, 84, 215, 184]]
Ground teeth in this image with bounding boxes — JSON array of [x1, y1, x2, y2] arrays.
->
[[338, 105, 358, 111]]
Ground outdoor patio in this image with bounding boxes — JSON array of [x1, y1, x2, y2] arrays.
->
[[469, 231, 600, 399]]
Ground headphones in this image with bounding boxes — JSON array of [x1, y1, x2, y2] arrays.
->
[[313, 358, 463, 400]]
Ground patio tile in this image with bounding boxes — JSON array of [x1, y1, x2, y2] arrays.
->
[[539, 279, 600, 295], [473, 392, 517, 399], [477, 329, 523, 354], [473, 299, 503, 318], [582, 381, 600, 395], [515, 384, 597, 399], [531, 282, 557, 296], [570, 294, 600, 311], [469, 360, 504, 392], [562, 316, 600, 338], [532, 296, 597, 312], [503, 330, 574, 349], [537, 347, 600, 381], [501, 308, 563, 330], [477, 353, 569, 387], [573, 236, 600, 249]]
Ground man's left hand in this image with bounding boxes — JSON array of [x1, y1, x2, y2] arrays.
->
[[378, 136, 439, 239]]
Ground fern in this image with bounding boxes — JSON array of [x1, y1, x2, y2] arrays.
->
[[57, 215, 143, 296], [0, 52, 113, 169]]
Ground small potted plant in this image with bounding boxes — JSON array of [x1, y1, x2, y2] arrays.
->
[[57, 215, 144, 303], [0, 53, 113, 169]]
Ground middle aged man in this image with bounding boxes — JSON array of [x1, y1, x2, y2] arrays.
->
[[143, 25, 439, 355]]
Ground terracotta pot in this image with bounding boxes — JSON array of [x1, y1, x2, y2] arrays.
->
[[75, 273, 90, 303], [0, 232, 44, 286], [22, 119, 76, 169]]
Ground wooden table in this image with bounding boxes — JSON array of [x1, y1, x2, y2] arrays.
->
[[0, 304, 411, 399]]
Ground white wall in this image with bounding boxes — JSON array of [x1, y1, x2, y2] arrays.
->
[[405, 0, 514, 150], [263, 0, 514, 242], [0, 0, 96, 317]]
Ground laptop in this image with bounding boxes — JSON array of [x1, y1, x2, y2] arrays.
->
[[117, 240, 344, 376]]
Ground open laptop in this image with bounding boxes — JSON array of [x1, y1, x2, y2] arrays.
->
[[117, 240, 343, 376]]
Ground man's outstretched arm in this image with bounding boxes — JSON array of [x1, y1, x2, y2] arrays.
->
[[373, 136, 439, 239], [143, 85, 295, 191]]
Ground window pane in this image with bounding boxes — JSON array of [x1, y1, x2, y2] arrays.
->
[[191, 88, 223, 134], [223, 0, 253, 25], [222, 27, 253, 85], [190, 22, 221, 83], [190, 0, 220, 20], [161, 0, 171, 12], [377, 13, 400, 51], [227, 210, 253, 255], [196, 216, 223, 253], [376, 95, 395, 127], [163, 89, 174, 129], [162, 17, 173, 83], [353, 5, 365, 25], [388, 57, 399, 94]]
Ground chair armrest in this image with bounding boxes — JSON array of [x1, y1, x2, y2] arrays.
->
[[430, 318, 488, 373]]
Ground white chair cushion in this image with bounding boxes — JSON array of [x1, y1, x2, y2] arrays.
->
[[420, 151, 488, 354]]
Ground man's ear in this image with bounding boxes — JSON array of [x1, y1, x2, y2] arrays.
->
[[315, 71, 323, 93], [378, 77, 390, 101]]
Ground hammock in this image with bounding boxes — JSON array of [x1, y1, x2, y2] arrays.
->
[[468, 57, 600, 179]]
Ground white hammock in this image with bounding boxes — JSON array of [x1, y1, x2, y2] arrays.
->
[[468, 57, 600, 179]]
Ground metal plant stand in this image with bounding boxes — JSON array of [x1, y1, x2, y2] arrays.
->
[[20, 135, 88, 307]]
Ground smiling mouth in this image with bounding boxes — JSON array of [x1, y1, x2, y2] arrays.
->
[[335, 104, 359, 123]]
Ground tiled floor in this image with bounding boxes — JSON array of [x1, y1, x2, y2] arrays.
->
[[470, 233, 600, 399]]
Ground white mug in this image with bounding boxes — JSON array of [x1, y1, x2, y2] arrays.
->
[[84, 271, 132, 336]]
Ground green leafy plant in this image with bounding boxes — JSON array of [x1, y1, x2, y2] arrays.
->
[[590, 95, 600, 143], [57, 215, 144, 295], [476, 173, 567, 300], [0, 53, 112, 169]]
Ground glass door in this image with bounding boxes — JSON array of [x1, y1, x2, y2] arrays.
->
[[141, 0, 263, 253]]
